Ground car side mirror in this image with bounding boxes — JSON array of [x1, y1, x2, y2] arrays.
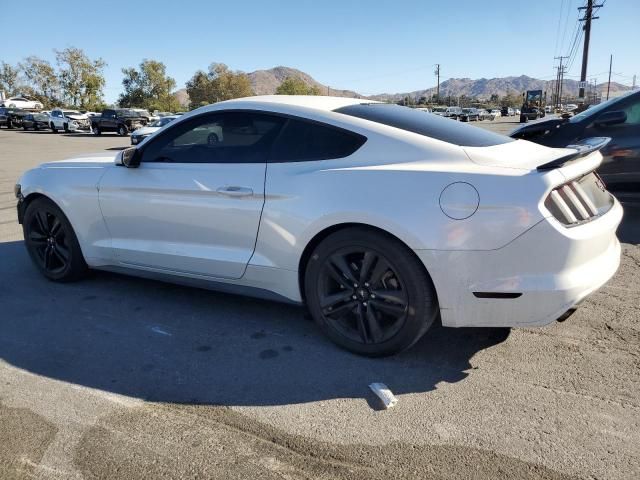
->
[[594, 110, 627, 127], [116, 147, 141, 168]]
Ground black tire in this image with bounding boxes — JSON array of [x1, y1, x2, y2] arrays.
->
[[304, 227, 438, 357], [117, 125, 128, 136], [520, 115, 527, 123], [7, 119, 13, 129], [93, 125, 101, 135], [22, 197, 88, 282], [63, 123, 69, 132], [51, 122, 58, 133], [23, 124, 28, 130], [34, 124, 39, 131]]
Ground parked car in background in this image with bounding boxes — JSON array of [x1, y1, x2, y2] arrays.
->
[[92, 108, 149, 136], [0, 95, 43, 110], [15, 96, 622, 356], [431, 107, 447, 116], [501, 107, 515, 117], [511, 89, 640, 192], [130, 115, 179, 145], [0, 107, 27, 128], [459, 108, 480, 122], [443, 106, 463, 119], [49, 109, 91, 133], [131, 108, 157, 123], [490, 109, 502, 118], [22, 113, 50, 131], [477, 109, 495, 121]]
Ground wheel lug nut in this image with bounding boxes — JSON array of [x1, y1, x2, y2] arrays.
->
[[363, 302, 368, 306], [364, 283, 369, 287], [352, 295, 357, 300], [371, 294, 376, 299], [354, 283, 358, 288]]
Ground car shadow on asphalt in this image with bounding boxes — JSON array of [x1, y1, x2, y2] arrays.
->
[[0, 240, 511, 407]]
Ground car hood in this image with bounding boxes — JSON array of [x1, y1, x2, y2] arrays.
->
[[132, 125, 160, 136], [464, 139, 577, 171], [39, 152, 118, 168], [66, 114, 89, 120]]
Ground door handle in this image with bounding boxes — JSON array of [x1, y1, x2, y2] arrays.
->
[[216, 186, 254, 197]]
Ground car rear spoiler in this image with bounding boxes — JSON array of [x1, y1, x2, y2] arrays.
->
[[536, 137, 611, 171]]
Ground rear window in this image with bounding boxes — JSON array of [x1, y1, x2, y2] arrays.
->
[[270, 119, 366, 162], [335, 103, 514, 147]]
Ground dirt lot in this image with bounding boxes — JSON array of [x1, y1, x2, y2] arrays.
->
[[0, 119, 639, 479]]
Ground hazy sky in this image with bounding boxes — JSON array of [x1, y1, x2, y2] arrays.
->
[[3, 0, 638, 103]]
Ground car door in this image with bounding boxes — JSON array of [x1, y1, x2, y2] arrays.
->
[[97, 110, 285, 279], [583, 95, 640, 190]]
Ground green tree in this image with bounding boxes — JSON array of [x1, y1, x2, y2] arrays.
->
[[500, 92, 521, 108], [0, 62, 20, 96], [19, 56, 59, 107], [275, 77, 320, 95], [119, 59, 180, 111], [55, 47, 106, 110], [185, 63, 252, 108]]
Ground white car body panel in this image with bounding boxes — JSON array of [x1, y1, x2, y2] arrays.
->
[[16, 95, 622, 326]]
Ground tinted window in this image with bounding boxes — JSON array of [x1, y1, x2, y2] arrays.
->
[[141, 112, 285, 164], [270, 119, 366, 162], [336, 103, 514, 147]]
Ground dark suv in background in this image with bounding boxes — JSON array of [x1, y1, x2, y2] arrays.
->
[[91, 108, 149, 136]]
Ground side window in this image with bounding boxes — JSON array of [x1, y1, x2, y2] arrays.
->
[[620, 98, 640, 125], [141, 111, 285, 164], [270, 119, 366, 162]]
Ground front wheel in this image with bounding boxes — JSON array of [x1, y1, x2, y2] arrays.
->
[[117, 125, 128, 136], [304, 227, 438, 356], [23, 197, 88, 282], [93, 125, 101, 135], [51, 122, 58, 133]]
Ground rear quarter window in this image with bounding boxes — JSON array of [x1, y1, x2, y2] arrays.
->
[[335, 103, 514, 147], [270, 118, 366, 162]]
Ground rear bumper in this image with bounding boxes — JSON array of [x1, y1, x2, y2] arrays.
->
[[416, 199, 623, 327]]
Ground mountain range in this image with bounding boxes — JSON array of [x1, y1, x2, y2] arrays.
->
[[174, 67, 633, 107]]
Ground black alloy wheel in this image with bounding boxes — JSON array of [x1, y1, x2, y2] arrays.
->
[[23, 198, 88, 281], [317, 247, 409, 345], [305, 227, 438, 356]]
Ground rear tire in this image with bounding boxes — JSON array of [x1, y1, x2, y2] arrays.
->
[[93, 125, 101, 135], [63, 123, 69, 133], [51, 122, 57, 133], [304, 227, 438, 357], [22, 197, 88, 282], [117, 125, 128, 136]]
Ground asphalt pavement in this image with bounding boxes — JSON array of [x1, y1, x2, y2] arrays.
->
[[0, 119, 638, 479]]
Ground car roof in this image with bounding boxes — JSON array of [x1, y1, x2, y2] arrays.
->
[[213, 95, 374, 112]]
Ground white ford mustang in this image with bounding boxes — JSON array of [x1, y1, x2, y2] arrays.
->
[[15, 96, 622, 356]]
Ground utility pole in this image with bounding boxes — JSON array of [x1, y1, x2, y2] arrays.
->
[[633, 75, 637, 89], [578, 0, 602, 100], [606, 54, 612, 100], [434, 64, 440, 101], [554, 56, 568, 108]]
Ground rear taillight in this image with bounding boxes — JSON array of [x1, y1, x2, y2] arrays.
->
[[544, 172, 614, 226]]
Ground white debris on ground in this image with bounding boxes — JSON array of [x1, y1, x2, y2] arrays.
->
[[369, 383, 398, 409]]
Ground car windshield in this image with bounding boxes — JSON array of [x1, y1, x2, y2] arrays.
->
[[570, 90, 637, 123], [116, 109, 139, 117], [34, 114, 49, 121], [148, 117, 176, 128], [335, 103, 514, 147], [432, 107, 446, 112], [63, 111, 80, 116], [135, 110, 151, 117]]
